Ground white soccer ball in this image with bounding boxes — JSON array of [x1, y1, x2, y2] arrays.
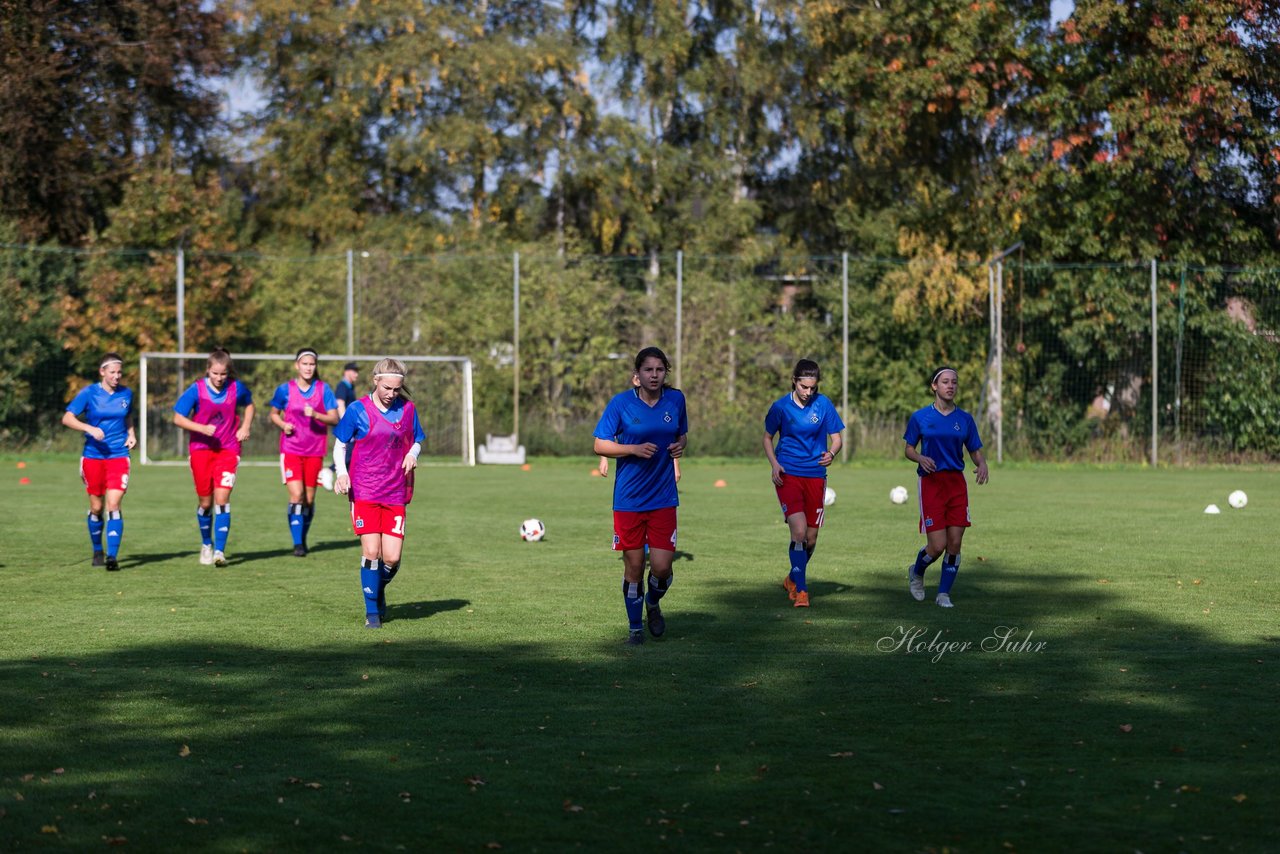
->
[[519, 518, 546, 542], [318, 467, 335, 491], [823, 487, 836, 507], [889, 485, 909, 505], [1228, 490, 1248, 509]]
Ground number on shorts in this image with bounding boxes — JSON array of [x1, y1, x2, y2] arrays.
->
[[815, 508, 825, 527], [120, 473, 129, 489], [220, 471, 237, 488], [392, 515, 405, 535]]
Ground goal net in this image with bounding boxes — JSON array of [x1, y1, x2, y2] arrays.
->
[[138, 353, 474, 466]]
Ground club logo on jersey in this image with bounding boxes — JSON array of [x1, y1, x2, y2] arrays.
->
[[355, 518, 365, 528], [924, 516, 934, 528], [209, 412, 225, 425], [809, 412, 820, 423], [954, 422, 962, 431]]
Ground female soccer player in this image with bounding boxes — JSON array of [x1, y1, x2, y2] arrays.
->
[[173, 349, 255, 567], [763, 359, 844, 608], [903, 366, 989, 607], [593, 346, 688, 646], [332, 358, 426, 628], [268, 348, 339, 556], [62, 352, 136, 571]]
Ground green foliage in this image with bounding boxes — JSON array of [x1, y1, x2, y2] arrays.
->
[[0, 223, 76, 441]]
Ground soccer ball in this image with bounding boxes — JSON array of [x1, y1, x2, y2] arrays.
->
[[889, 485, 909, 505], [318, 467, 335, 491], [519, 518, 546, 542], [823, 487, 836, 507], [1228, 490, 1248, 509]]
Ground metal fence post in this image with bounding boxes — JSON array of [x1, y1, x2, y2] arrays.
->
[[513, 251, 520, 441], [675, 250, 683, 389], [1151, 258, 1158, 466], [841, 251, 849, 463], [346, 249, 354, 356]]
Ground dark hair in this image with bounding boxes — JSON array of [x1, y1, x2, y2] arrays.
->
[[930, 366, 957, 386], [98, 352, 125, 371], [634, 346, 670, 373], [792, 359, 821, 385]]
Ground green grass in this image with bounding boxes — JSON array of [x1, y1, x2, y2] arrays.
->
[[0, 455, 1276, 852]]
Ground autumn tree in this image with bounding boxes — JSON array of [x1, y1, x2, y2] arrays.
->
[[0, 0, 230, 244]]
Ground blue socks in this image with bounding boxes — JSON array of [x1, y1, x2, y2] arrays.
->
[[789, 541, 810, 592], [938, 553, 961, 594], [105, 510, 124, 558], [213, 503, 231, 552], [288, 503, 305, 546], [622, 580, 644, 632], [646, 572, 672, 609], [301, 504, 315, 545], [360, 558, 380, 616], [911, 547, 936, 577], [87, 512, 104, 553], [378, 560, 399, 617], [196, 506, 213, 546]]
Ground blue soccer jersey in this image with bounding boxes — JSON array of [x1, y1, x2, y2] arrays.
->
[[333, 398, 426, 446], [904, 405, 983, 477], [66, 384, 134, 459], [593, 387, 688, 512], [764, 392, 845, 478], [268, 380, 339, 413]]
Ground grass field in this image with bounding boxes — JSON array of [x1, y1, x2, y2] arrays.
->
[[1, 454, 1276, 852]]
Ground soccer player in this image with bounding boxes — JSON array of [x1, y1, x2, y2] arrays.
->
[[903, 366, 989, 608], [62, 352, 136, 571], [173, 349, 255, 567], [335, 361, 359, 418], [332, 358, 426, 629], [268, 348, 339, 557], [592, 346, 688, 646], [763, 359, 845, 608]]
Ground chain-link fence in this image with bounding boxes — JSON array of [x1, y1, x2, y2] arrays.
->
[[6, 242, 1280, 463]]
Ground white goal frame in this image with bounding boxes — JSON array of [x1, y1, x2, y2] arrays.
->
[[139, 352, 475, 466]]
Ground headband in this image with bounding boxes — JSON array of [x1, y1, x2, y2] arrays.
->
[[932, 367, 957, 383], [296, 349, 318, 360], [100, 358, 123, 369], [374, 372, 405, 379]]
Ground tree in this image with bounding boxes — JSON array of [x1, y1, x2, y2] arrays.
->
[[0, 0, 230, 244]]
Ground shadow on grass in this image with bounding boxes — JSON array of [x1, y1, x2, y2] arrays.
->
[[0, 573, 1274, 852], [384, 598, 470, 622]]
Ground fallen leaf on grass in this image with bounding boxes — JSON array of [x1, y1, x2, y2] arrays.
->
[[828, 752, 855, 758], [464, 776, 486, 790], [1233, 794, 1247, 803], [562, 799, 584, 813], [304, 782, 322, 789], [41, 825, 58, 834], [103, 836, 127, 846], [485, 843, 502, 849], [1118, 724, 1133, 733], [185, 817, 208, 825], [178, 745, 191, 758], [52, 768, 64, 775], [1096, 579, 1111, 584], [873, 782, 884, 790]]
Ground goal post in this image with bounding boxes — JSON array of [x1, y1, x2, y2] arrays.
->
[[139, 352, 475, 466]]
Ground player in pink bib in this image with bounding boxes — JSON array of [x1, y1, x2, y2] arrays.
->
[[333, 358, 426, 628], [173, 349, 255, 567], [269, 348, 339, 557]]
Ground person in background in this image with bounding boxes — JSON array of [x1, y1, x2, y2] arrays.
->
[[172, 349, 254, 567], [62, 352, 136, 571], [903, 366, 989, 608], [268, 348, 339, 556], [762, 359, 844, 608]]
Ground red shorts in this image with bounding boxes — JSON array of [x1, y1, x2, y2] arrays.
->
[[612, 506, 678, 552], [351, 501, 407, 538], [80, 457, 130, 495], [919, 470, 970, 533], [281, 453, 324, 486], [190, 449, 240, 497], [775, 474, 827, 529]]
